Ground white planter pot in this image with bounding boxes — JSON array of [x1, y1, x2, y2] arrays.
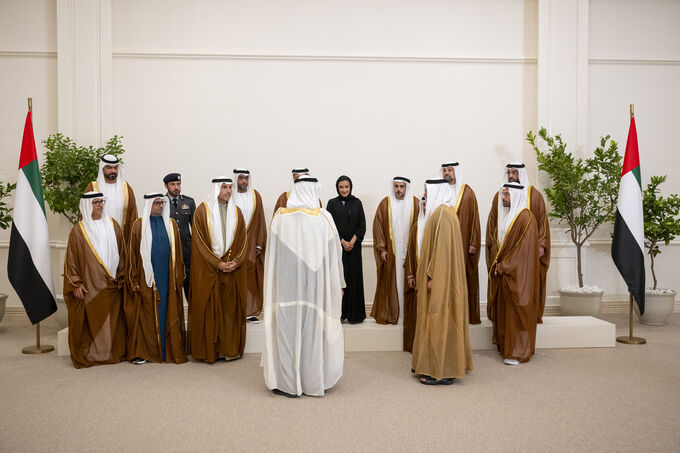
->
[[55, 295, 68, 329], [635, 290, 676, 326], [558, 289, 604, 316], [0, 293, 7, 323]]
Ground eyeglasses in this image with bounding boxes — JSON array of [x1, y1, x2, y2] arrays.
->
[[152, 200, 166, 206], [92, 200, 106, 206]]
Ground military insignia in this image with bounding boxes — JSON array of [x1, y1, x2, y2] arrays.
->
[[182, 204, 189, 210]]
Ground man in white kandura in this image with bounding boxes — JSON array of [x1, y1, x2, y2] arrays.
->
[[262, 175, 346, 398]]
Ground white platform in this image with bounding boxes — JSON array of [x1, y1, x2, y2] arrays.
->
[[57, 316, 615, 356]]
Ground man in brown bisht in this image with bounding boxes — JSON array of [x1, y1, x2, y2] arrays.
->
[[85, 154, 138, 244], [189, 177, 248, 363], [441, 161, 482, 324], [232, 168, 267, 323], [486, 182, 539, 365], [371, 177, 419, 350], [125, 193, 187, 365], [412, 178, 473, 385], [501, 162, 551, 322], [63, 192, 126, 368], [273, 167, 322, 215]]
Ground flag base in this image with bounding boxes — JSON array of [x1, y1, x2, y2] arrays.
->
[[616, 336, 646, 345], [21, 322, 54, 354], [616, 294, 647, 345], [22, 344, 55, 354]]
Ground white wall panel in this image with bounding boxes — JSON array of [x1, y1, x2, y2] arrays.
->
[[112, 58, 537, 223], [112, 0, 538, 59], [586, 0, 680, 296], [590, 0, 680, 61], [0, 0, 61, 307], [0, 0, 57, 52]]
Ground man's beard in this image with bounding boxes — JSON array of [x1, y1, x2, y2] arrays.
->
[[444, 175, 453, 182], [395, 193, 405, 200], [238, 184, 248, 192], [105, 172, 118, 181]]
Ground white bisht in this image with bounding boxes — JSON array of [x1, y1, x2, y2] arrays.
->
[[262, 175, 346, 397]]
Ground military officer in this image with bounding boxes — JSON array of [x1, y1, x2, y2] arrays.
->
[[164, 173, 196, 298]]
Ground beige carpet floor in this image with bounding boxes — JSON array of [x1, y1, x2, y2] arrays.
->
[[1, 312, 679, 453]]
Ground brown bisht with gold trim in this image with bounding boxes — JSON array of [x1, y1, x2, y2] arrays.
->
[[189, 202, 248, 362], [527, 186, 551, 322], [412, 205, 473, 379], [402, 220, 420, 353], [486, 208, 539, 363], [86, 180, 138, 243], [273, 191, 289, 216], [454, 184, 482, 324], [370, 196, 419, 344], [489, 187, 550, 322], [63, 220, 126, 369], [125, 218, 187, 363], [243, 190, 267, 317]]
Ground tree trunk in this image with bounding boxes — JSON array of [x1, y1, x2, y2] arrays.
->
[[650, 249, 657, 290], [576, 243, 584, 287]]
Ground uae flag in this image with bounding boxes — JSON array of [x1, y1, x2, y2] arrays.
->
[[7, 110, 57, 324], [611, 113, 645, 315]]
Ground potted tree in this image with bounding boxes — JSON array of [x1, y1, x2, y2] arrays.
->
[[0, 181, 17, 323], [41, 133, 125, 328], [637, 175, 680, 325], [526, 128, 622, 316]]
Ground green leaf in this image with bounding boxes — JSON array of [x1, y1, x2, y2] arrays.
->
[[41, 133, 126, 225]]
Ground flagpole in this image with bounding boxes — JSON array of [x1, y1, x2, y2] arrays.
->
[[616, 293, 646, 345], [22, 97, 55, 355], [616, 103, 646, 346]]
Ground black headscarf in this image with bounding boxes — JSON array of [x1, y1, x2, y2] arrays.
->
[[335, 175, 354, 201]]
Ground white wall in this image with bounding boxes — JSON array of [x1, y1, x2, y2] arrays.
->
[[586, 0, 680, 295], [111, 0, 538, 216], [110, 0, 537, 311], [0, 0, 65, 309], [1, 0, 678, 314]]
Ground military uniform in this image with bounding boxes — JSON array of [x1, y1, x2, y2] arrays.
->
[[166, 192, 196, 298]]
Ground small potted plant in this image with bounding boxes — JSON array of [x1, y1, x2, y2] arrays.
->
[[0, 180, 17, 323], [526, 128, 622, 316], [638, 175, 680, 325], [41, 133, 125, 328]]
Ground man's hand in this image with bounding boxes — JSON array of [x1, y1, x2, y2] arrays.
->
[[224, 261, 238, 273], [380, 251, 388, 262], [130, 283, 140, 293], [217, 262, 230, 272], [427, 278, 432, 292], [341, 239, 353, 252], [256, 247, 263, 257], [539, 246, 545, 258], [407, 276, 416, 289], [469, 245, 477, 255], [74, 284, 88, 300]]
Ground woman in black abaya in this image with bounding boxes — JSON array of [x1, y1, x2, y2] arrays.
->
[[326, 175, 366, 324]]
